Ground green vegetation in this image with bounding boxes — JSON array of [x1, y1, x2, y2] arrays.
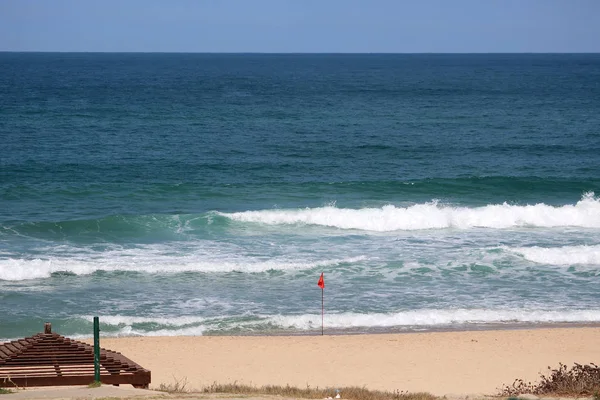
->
[[0, 388, 13, 394], [500, 362, 600, 396], [87, 380, 102, 388]]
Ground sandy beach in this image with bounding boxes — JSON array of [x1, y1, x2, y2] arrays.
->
[[80, 326, 600, 396]]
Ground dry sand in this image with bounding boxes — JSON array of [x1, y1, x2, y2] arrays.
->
[[78, 326, 600, 397]]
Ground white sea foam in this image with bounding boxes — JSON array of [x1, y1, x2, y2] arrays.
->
[[118, 325, 207, 337], [267, 309, 600, 329], [73, 314, 225, 337], [220, 192, 600, 231], [0, 254, 366, 281], [70, 308, 600, 338], [511, 244, 600, 265], [58, 324, 208, 339], [82, 315, 207, 326]]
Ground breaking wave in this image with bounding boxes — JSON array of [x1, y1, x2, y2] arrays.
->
[[69, 308, 600, 337], [0, 255, 366, 281], [511, 244, 600, 265], [220, 193, 600, 231]]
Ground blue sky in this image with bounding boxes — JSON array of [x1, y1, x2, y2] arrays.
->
[[1, 0, 599, 52]]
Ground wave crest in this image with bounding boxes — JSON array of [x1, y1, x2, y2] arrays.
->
[[0, 255, 366, 281], [511, 244, 600, 265], [221, 193, 600, 231]]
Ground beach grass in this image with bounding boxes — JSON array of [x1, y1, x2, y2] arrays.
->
[[157, 379, 437, 400], [0, 388, 13, 395], [158, 376, 190, 393]]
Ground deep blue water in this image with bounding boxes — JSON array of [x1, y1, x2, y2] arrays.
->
[[1, 53, 600, 340]]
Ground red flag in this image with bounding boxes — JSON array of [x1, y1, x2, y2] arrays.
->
[[317, 272, 325, 289]]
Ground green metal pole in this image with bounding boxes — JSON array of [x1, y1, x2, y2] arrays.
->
[[93, 316, 100, 383]]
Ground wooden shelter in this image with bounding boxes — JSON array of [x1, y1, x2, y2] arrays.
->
[[0, 323, 150, 388]]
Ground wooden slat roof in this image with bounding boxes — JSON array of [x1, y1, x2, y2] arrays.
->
[[0, 324, 150, 388]]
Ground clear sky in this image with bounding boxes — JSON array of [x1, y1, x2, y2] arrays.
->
[[1, 0, 599, 53]]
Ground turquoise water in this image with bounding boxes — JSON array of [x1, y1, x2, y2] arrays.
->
[[1, 53, 600, 339]]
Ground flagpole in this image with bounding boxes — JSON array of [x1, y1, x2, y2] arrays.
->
[[321, 286, 324, 336]]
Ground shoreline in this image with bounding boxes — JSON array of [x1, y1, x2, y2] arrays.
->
[[6, 320, 600, 343], [82, 325, 600, 396], [214, 321, 600, 336]]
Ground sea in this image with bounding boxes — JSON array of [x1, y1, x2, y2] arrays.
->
[[1, 53, 600, 341]]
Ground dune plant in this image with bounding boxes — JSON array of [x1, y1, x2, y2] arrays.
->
[[157, 376, 189, 393], [500, 362, 600, 396]]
